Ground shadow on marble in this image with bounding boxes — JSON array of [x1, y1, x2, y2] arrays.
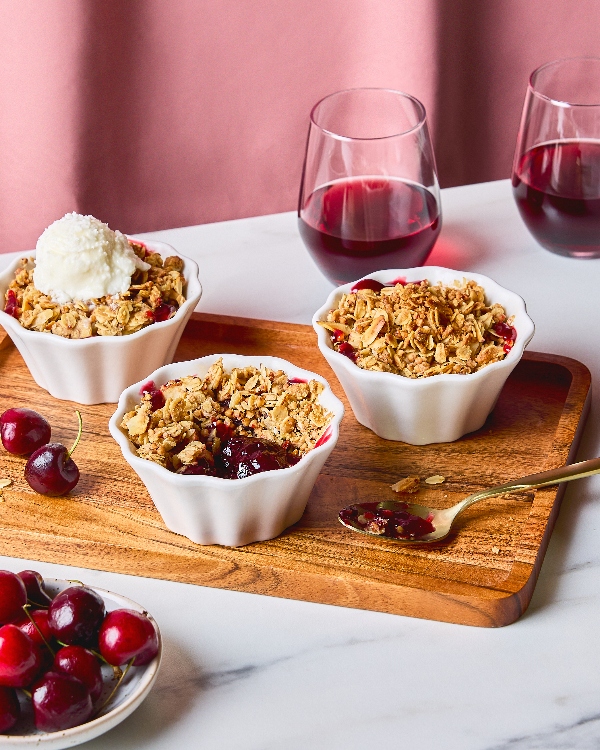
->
[[82, 635, 204, 748]]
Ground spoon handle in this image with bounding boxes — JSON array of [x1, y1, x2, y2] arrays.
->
[[455, 456, 600, 514]]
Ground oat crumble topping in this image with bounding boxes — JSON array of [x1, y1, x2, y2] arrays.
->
[[319, 279, 516, 377], [121, 358, 333, 473], [390, 476, 420, 493], [3, 241, 185, 338]]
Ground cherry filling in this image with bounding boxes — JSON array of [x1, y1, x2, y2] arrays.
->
[[219, 436, 299, 479], [4, 290, 18, 318], [336, 342, 356, 361], [139, 381, 165, 410], [154, 303, 177, 322], [339, 502, 435, 540], [493, 321, 517, 353], [351, 279, 386, 292], [177, 429, 300, 480]]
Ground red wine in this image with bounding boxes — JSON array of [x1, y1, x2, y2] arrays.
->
[[512, 140, 600, 257], [298, 177, 441, 284]]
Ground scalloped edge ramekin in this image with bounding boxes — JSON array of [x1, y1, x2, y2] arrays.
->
[[312, 267, 535, 445], [109, 354, 344, 547], [0, 239, 202, 404]]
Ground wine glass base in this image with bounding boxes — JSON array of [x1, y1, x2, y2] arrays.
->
[[539, 243, 600, 259]]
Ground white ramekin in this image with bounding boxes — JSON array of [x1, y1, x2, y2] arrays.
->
[[109, 354, 344, 547], [0, 239, 202, 404], [312, 267, 535, 445]]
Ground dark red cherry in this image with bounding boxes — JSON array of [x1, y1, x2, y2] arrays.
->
[[176, 458, 216, 476], [54, 646, 103, 702], [14, 609, 53, 649], [0, 686, 20, 732], [0, 624, 42, 687], [3, 289, 19, 318], [18, 570, 53, 606], [98, 609, 159, 667], [0, 407, 51, 456], [493, 321, 517, 342], [32, 671, 93, 732], [0, 570, 27, 625], [220, 436, 293, 479], [24, 411, 82, 496], [24, 444, 79, 496], [48, 586, 106, 647], [351, 278, 385, 292], [153, 303, 176, 322], [140, 381, 165, 410], [336, 342, 356, 362]]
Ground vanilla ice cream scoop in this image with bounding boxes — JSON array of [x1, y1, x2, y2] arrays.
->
[[33, 213, 151, 304]]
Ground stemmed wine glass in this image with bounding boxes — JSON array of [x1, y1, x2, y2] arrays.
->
[[512, 57, 600, 258], [298, 88, 442, 285]]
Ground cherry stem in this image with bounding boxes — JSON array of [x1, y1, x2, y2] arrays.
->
[[91, 648, 123, 680], [21, 688, 31, 699], [68, 411, 83, 458], [94, 657, 134, 717], [22, 604, 55, 657]]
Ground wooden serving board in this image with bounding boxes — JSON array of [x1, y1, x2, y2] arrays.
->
[[0, 313, 591, 627]]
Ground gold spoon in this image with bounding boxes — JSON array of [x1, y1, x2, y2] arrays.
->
[[338, 456, 600, 543]]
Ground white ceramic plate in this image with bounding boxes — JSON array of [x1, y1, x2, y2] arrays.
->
[[0, 579, 162, 749]]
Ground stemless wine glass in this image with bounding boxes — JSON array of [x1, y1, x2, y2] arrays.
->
[[512, 57, 600, 258], [298, 88, 442, 285]]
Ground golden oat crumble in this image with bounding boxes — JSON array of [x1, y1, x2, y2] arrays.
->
[[3, 241, 185, 338], [319, 279, 516, 378], [391, 476, 420, 493], [121, 358, 333, 472]]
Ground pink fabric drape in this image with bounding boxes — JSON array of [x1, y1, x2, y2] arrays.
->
[[1, 0, 599, 252]]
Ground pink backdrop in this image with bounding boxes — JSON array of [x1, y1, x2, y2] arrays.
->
[[1, 0, 600, 252]]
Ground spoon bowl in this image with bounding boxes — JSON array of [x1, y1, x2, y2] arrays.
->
[[339, 456, 600, 543]]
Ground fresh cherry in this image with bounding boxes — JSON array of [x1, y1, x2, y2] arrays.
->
[[0, 570, 27, 624], [0, 624, 42, 687], [48, 586, 106, 647], [14, 609, 53, 649], [18, 570, 53, 606], [98, 609, 159, 667], [32, 671, 93, 732], [0, 686, 20, 732], [0, 407, 51, 456], [24, 411, 82, 496], [54, 646, 103, 702]]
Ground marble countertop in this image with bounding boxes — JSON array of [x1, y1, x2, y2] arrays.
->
[[1, 179, 600, 749]]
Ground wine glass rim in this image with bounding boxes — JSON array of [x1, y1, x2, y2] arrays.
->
[[529, 56, 600, 107], [310, 87, 427, 140]]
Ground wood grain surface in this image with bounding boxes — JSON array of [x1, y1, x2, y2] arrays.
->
[[0, 313, 591, 627]]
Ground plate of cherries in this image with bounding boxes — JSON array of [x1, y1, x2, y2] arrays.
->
[[0, 569, 161, 748]]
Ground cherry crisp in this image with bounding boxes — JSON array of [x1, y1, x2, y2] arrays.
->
[[121, 359, 333, 477], [319, 278, 517, 378], [3, 241, 185, 338]]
